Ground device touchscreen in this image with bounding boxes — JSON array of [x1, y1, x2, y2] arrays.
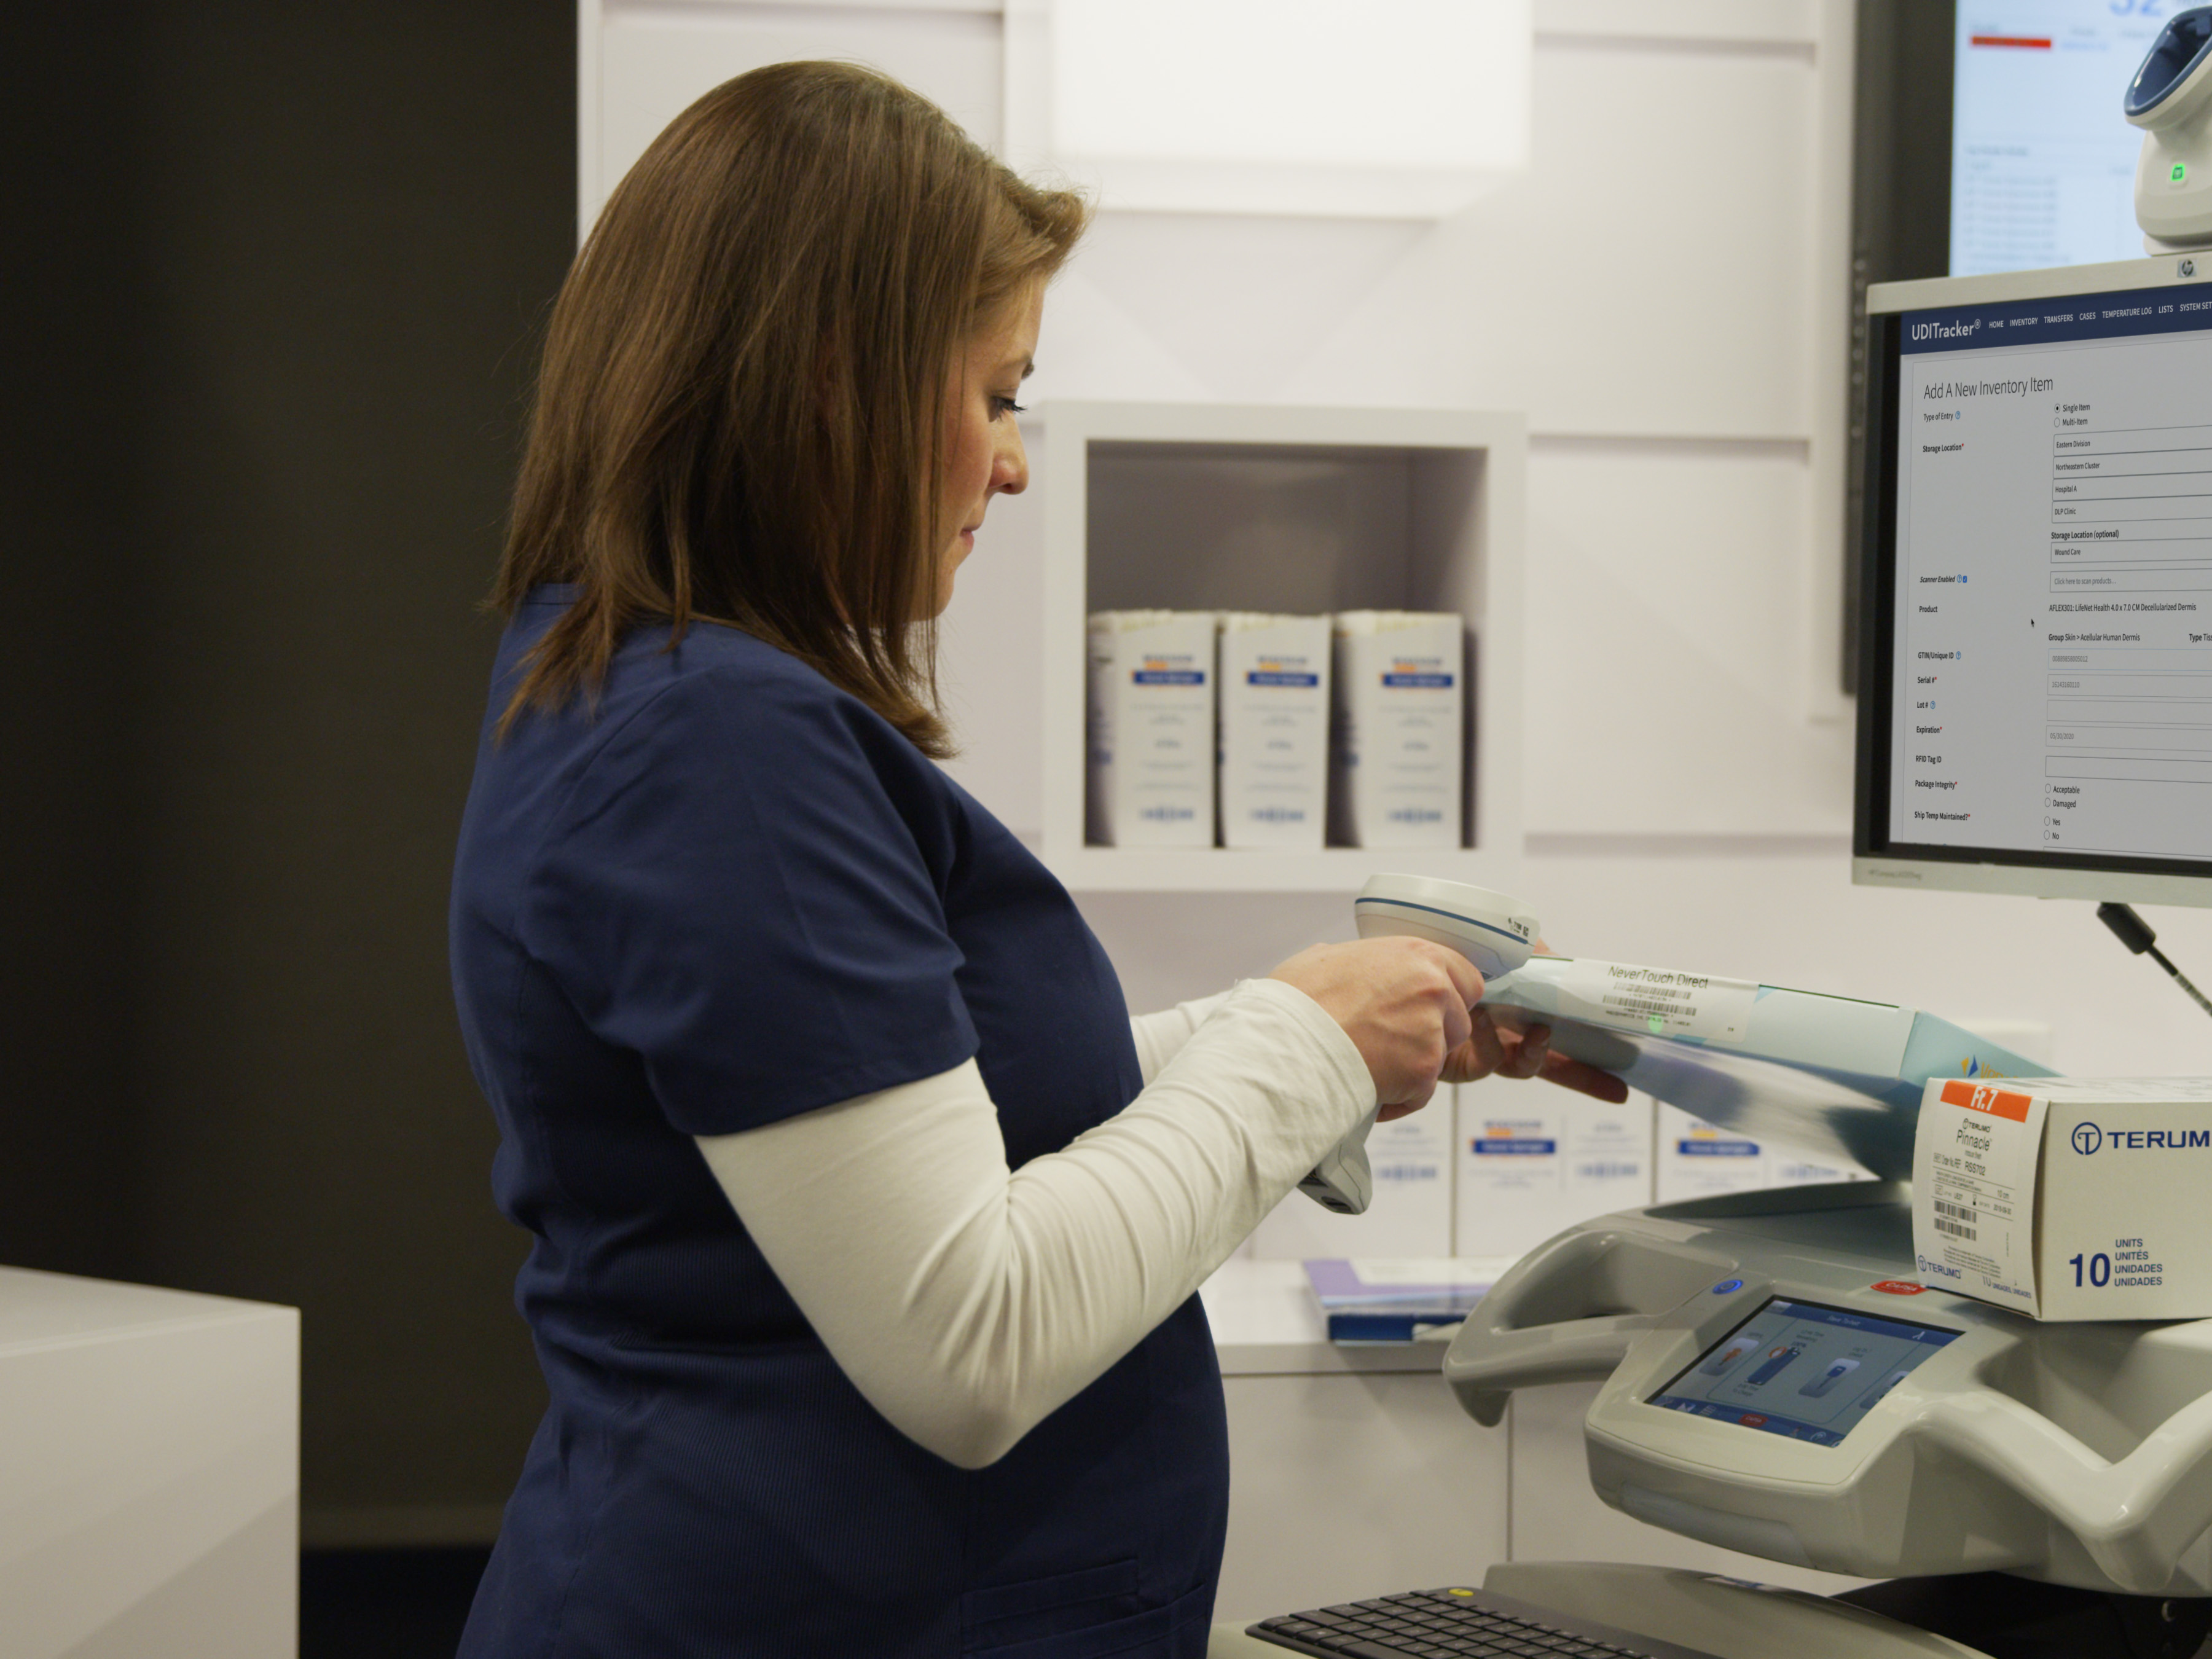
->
[[1647, 1297, 1959, 1448]]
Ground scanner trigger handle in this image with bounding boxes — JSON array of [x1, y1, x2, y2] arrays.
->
[[1298, 875, 1542, 1215], [1297, 1103, 1379, 1215]]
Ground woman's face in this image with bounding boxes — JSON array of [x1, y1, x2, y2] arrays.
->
[[933, 282, 1043, 615]]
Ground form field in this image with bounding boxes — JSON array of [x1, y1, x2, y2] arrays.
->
[[2048, 672, 2212, 697], [2047, 754, 2212, 783], [2055, 476, 2212, 502], [2049, 648, 2212, 671], [2051, 496, 2212, 524], [2047, 698, 2212, 724], [2053, 449, 2212, 479], [2050, 567, 2212, 590], [2055, 424, 2212, 455], [2047, 724, 2212, 752]]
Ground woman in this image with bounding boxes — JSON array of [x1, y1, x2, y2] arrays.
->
[[450, 61, 1618, 1658]]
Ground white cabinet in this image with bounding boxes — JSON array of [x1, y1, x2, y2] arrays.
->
[[1032, 401, 1526, 892], [1202, 1261, 1510, 1622], [0, 1268, 298, 1659], [1201, 1260, 1868, 1626]]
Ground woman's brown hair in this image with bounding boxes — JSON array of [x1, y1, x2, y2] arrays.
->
[[494, 61, 1086, 755]]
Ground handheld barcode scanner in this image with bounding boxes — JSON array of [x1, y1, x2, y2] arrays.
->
[[2127, 6, 2212, 252], [1298, 876, 1542, 1214]]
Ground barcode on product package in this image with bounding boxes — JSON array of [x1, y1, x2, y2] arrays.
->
[[1558, 959, 1756, 1043]]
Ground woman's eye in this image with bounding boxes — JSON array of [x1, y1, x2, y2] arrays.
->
[[990, 396, 1027, 418]]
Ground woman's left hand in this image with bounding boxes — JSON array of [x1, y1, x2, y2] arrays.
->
[[1375, 940, 1630, 1121]]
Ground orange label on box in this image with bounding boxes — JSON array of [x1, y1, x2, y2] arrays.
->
[[1939, 1078, 2033, 1121]]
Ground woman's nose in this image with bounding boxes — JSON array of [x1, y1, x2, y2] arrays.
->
[[995, 428, 1029, 496]]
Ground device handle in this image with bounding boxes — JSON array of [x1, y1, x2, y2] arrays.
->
[[1909, 1379, 2212, 1593], [1444, 1226, 1735, 1427]]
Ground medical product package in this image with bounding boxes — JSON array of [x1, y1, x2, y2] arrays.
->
[[1328, 610, 1464, 848], [1216, 612, 1330, 849], [1479, 955, 2051, 1183], [1253, 1103, 1453, 1259], [1086, 610, 1215, 847], [1654, 1105, 1873, 1204], [1454, 1095, 1652, 1258], [1303, 1258, 1510, 1344], [1912, 1076, 2212, 1320]]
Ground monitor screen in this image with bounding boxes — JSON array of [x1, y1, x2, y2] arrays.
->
[[1857, 267, 2212, 895], [1649, 1297, 1960, 1448], [1951, 4, 2167, 276]]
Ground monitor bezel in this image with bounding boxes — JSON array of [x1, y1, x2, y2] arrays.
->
[[1851, 254, 2212, 909]]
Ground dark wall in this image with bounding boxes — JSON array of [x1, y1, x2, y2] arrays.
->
[[1845, 0, 1955, 692], [3, 2, 573, 1540], [4, 15, 147, 1284]]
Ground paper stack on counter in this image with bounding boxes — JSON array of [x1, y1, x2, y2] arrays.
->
[[1480, 957, 2053, 1182], [1303, 1257, 1513, 1344]]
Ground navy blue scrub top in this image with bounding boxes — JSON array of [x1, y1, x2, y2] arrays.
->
[[449, 588, 1228, 1659]]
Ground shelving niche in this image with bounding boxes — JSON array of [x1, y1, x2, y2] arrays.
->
[[1032, 401, 1524, 893]]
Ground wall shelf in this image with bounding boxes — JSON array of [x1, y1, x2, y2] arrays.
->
[[1033, 400, 1526, 894]]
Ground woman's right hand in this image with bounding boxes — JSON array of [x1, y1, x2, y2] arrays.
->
[[1268, 938, 1482, 1115]]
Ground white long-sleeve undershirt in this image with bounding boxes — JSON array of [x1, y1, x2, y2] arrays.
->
[[1127, 988, 1235, 1085], [694, 978, 1371, 1470]]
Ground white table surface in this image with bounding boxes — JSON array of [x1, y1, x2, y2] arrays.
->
[[1200, 1257, 1456, 1376]]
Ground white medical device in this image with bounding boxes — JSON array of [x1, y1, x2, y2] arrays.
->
[[1296, 876, 1538, 1215], [1449, 1183, 2212, 1595], [2130, 7, 2212, 254], [1441, 1181, 2212, 1653]]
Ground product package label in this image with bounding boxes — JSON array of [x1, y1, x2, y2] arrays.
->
[[1556, 959, 1755, 1043], [1914, 1077, 2212, 1320], [1913, 1079, 2044, 1312]]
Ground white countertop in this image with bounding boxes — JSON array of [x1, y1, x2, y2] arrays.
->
[[1200, 1258, 1459, 1376]]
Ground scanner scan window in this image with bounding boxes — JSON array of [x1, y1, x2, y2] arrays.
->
[[1891, 286, 2212, 865], [1649, 1298, 1959, 1448]]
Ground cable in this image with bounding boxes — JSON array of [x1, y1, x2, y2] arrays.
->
[[2098, 901, 2212, 1022]]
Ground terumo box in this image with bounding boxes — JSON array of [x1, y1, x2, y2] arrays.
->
[[1328, 611, 1465, 848], [1217, 612, 1330, 849], [1912, 1076, 2212, 1320], [1086, 610, 1215, 847]]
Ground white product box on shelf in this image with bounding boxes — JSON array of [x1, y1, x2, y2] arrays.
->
[[1086, 610, 1216, 847], [1329, 611, 1465, 849], [1453, 1091, 1655, 1259], [1217, 613, 1332, 849], [1653, 1104, 1872, 1202], [1653, 1105, 1768, 1203], [1029, 403, 1526, 890]]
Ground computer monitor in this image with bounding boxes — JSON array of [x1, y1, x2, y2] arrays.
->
[[1950, 4, 2168, 276], [1853, 251, 2212, 906]]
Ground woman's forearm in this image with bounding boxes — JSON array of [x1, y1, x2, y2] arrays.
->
[[697, 978, 1372, 1469]]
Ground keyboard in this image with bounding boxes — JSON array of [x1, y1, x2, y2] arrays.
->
[[1247, 1585, 1728, 1659]]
